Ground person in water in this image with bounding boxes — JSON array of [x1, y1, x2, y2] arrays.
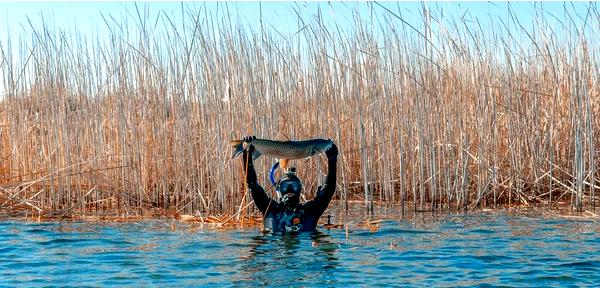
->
[[241, 136, 338, 233]]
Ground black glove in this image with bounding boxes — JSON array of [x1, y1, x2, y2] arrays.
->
[[325, 143, 338, 161], [243, 136, 256, 143], [242, 136, 255, 167], [246, 144, 255, 154]]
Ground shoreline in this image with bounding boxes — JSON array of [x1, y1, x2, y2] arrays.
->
[[2, 202, 598, 226]]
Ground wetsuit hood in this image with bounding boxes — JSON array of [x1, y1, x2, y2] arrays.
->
[[277, 167, 302, 209]]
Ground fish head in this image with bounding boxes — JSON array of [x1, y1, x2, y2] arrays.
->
[[311, 138, 333, 154]]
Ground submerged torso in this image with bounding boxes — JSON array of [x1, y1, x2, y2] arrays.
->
[[263, 203, 320, 233]]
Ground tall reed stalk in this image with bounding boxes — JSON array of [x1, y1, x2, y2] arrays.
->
[[0, 3, 598, 217]]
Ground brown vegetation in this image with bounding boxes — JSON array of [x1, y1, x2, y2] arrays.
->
[[0, 3, 599, 218]]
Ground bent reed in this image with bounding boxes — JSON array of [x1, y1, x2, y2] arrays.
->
[[0, 3, 599, 218]]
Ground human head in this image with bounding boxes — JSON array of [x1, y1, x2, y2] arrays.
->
[[277, 167, 302, 209]]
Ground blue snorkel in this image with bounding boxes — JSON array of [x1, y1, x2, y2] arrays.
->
[[269, 161, 281, 199], [269, 161, 280, 186]]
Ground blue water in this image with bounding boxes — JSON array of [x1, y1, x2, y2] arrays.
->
[[1, 212, 599, 287]]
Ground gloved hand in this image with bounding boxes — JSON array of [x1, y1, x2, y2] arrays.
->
[[325, 143, 338, 161], [242, 143, 255, 164], [242, 136, 256, 162], [246, 143, 255, 154], [241, 140, 258, 185]]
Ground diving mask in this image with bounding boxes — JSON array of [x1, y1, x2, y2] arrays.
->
[[279, 180, 302, 194]]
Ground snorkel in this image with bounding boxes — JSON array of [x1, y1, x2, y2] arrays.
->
[[269, 162, 282, 199]]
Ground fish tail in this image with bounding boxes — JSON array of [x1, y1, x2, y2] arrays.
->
[[230, 140, 244, 159]]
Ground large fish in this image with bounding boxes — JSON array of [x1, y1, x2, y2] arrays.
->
[[230, 137, 333, 170]]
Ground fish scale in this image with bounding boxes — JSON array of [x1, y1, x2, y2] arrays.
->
[[230, 138, 333, 169]]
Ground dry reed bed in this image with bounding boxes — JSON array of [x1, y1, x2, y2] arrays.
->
[[0, 4, 599, 217]]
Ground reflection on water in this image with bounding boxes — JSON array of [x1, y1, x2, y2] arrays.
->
[[1, 211, 599, 287], [235, 232, 340, 286]]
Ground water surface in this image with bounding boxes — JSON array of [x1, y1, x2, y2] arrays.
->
[[1, 211, 599, 287]]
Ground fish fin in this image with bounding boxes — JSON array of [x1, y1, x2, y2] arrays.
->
[[231, 139, 263, 159], [230, 140, 244, 159], [252, 150, 262, 160], [280, 159, 289, 172], [311, 147, 319, 155]]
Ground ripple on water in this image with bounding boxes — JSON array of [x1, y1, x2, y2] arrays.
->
[[23, 228, 53, 234], [39, 238, 94, 246], [0, 214, 599, 287], [0, 246, 14, 254], [558, 260, 600, 270]]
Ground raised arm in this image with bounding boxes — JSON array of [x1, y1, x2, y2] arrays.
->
[[307, 143, 338, 216], [242, 139, 273, 214]]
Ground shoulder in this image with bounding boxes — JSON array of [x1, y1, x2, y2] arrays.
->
[[301, 200, 316, 213], [265, 201, 282, 213]]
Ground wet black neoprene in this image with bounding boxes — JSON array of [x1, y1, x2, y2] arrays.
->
[[242, 150, 337, 233]]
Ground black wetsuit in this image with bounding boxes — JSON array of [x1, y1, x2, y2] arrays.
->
[[244, 157, 337, 233]]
